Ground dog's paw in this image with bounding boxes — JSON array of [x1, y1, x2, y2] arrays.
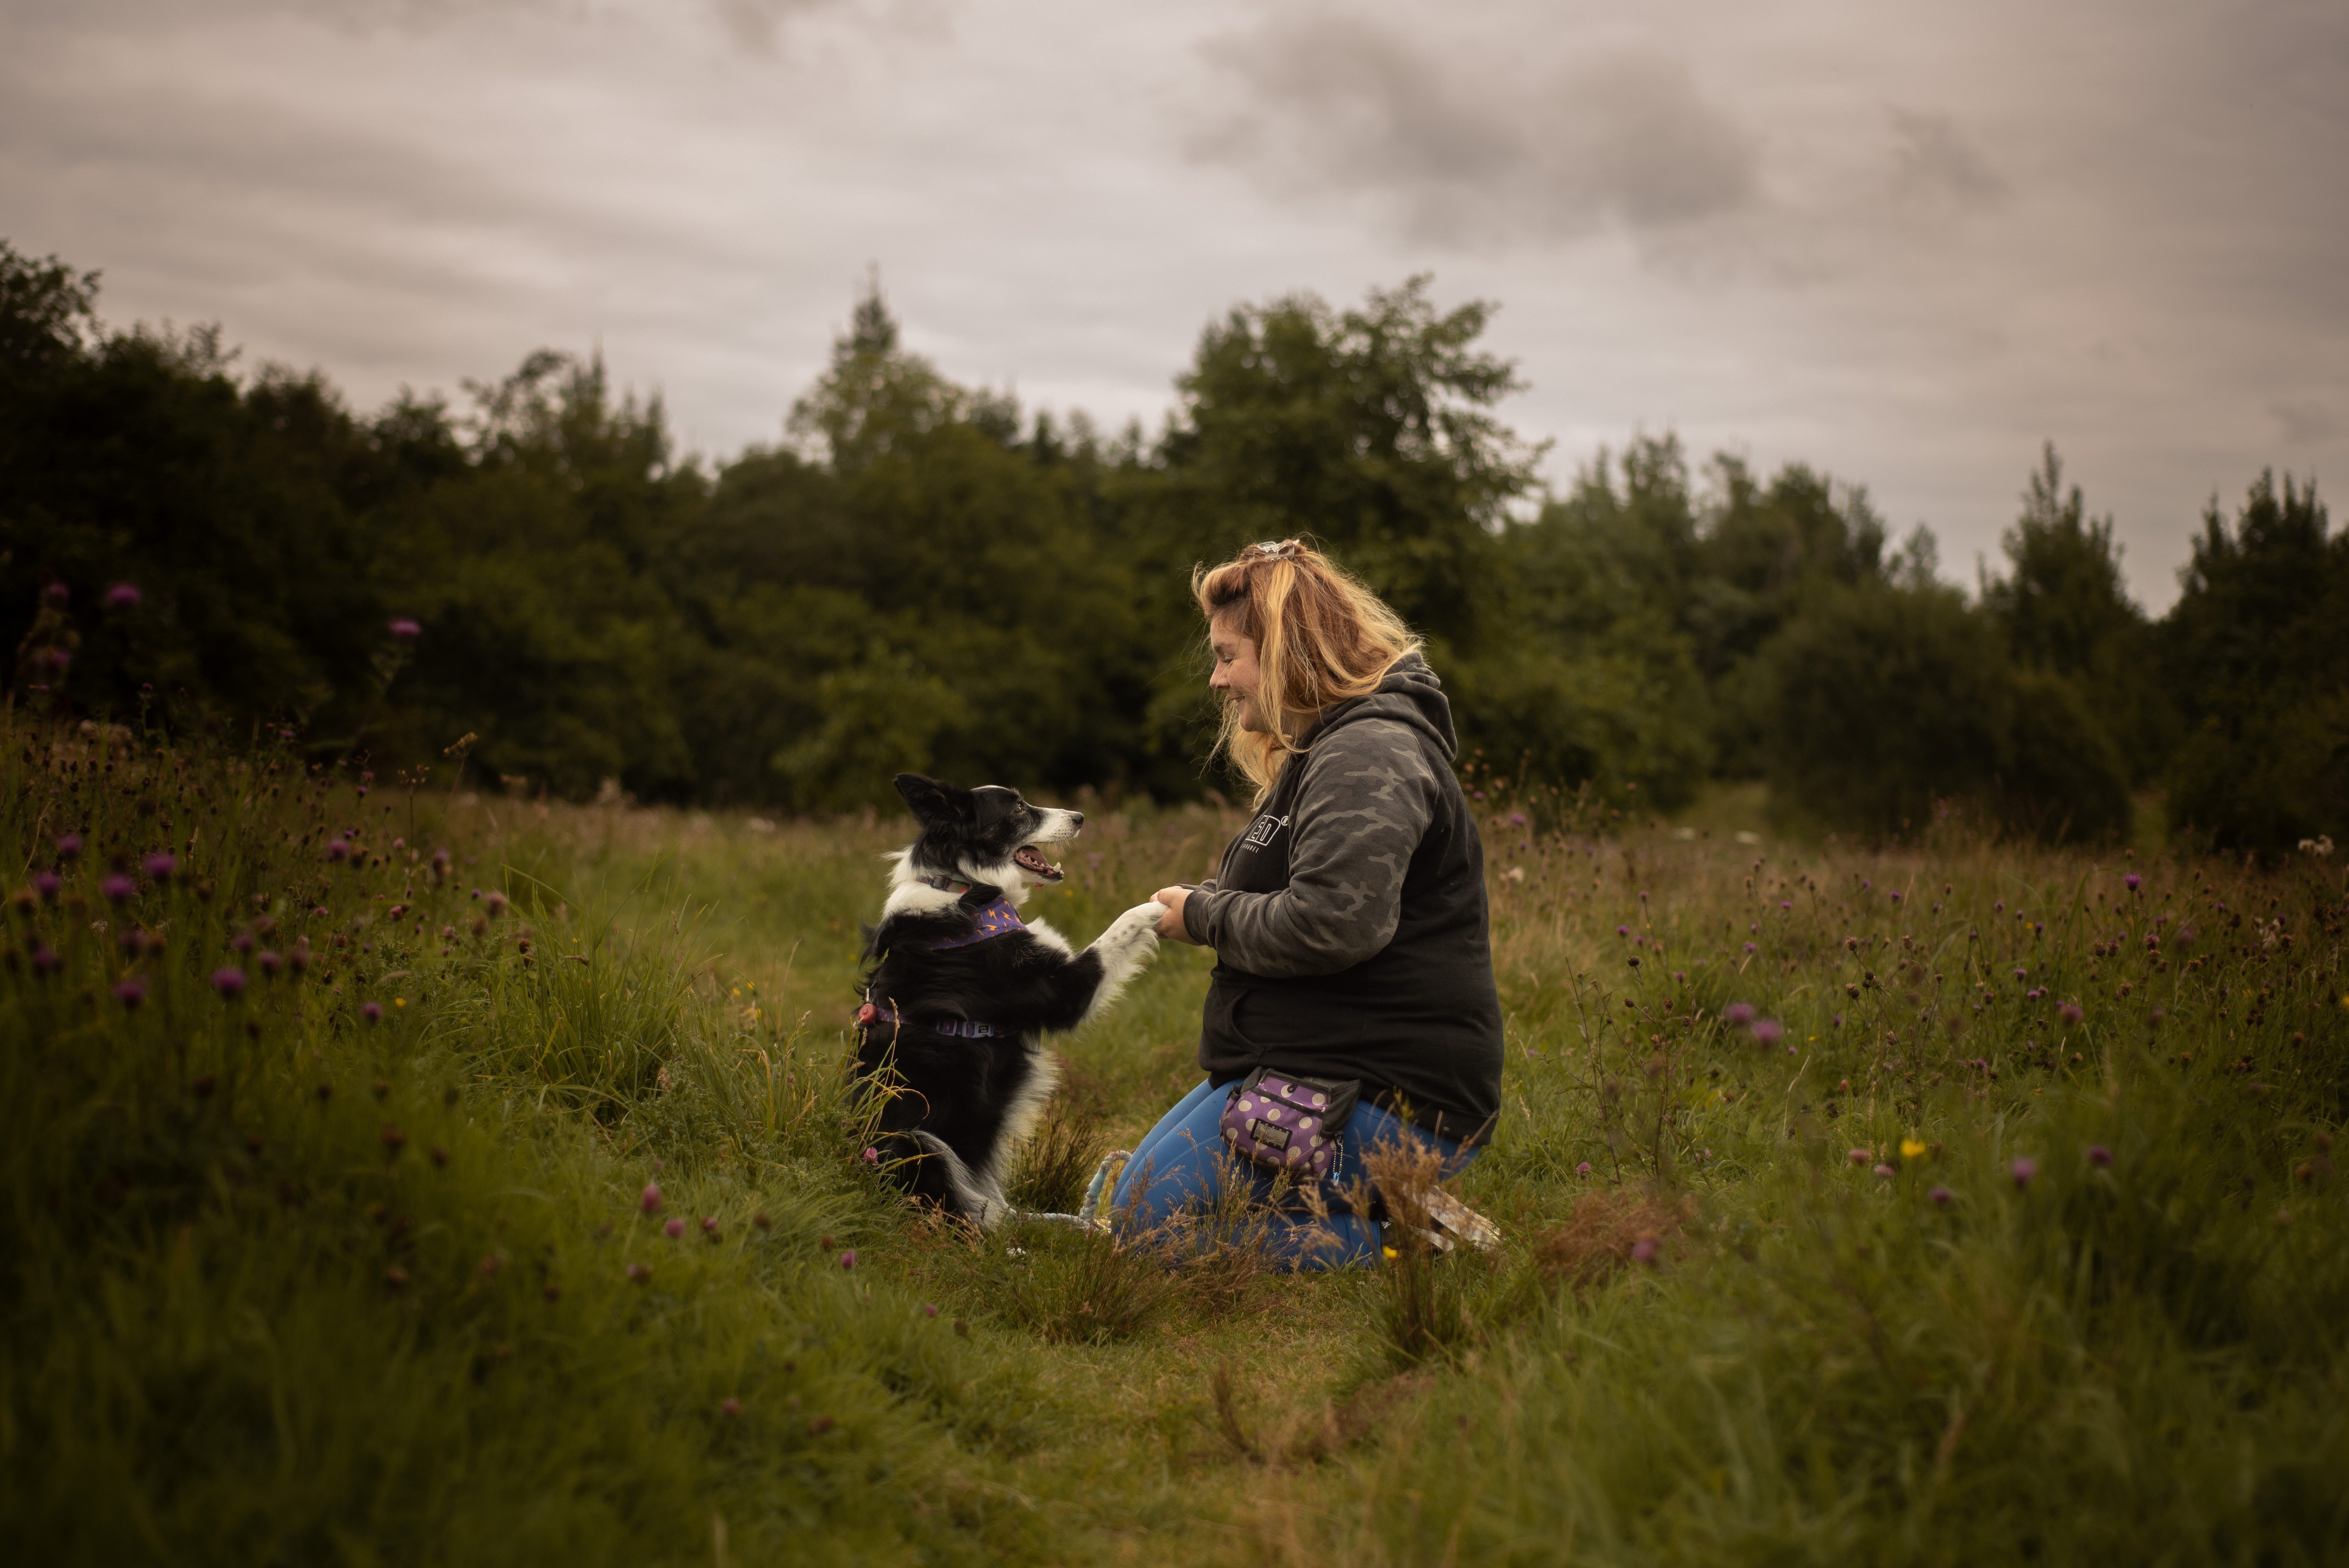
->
[[1112, 901, 1165, 949]]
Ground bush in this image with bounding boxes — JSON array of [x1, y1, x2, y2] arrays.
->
[[1759, 583, 2130, 843]]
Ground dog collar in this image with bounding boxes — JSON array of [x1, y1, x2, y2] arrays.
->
[[916, 873, 970, 894]]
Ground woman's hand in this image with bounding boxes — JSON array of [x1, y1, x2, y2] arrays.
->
[[1151, 886, 1198, 944]]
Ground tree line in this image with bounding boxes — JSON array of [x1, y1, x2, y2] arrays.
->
[[3, 240, 2342, 851]]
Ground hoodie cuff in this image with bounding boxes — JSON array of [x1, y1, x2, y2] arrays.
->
[[1184, 887, 1223, 947]]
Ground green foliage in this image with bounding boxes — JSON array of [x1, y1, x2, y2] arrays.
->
[[1142, 274, 1542, 651], [6, 722, 2348, 1563], [2162, 470, 2349, 853], [0, 727, 1064, 1564], [1759, 581, 2130, 843], [1982, 444, 2173, 782], [5, 234, 2342, 846]]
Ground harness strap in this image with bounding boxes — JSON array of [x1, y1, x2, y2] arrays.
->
[[856, 1000, 1004, 1040]]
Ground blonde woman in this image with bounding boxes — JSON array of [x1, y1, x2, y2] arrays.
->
[[1123, 539, 1503, 1267]]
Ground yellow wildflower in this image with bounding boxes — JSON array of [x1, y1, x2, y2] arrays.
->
[[1900, 1138, 1927, 1160]]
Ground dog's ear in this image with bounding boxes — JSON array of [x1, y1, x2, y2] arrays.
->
[[894, 773, 970, 826]]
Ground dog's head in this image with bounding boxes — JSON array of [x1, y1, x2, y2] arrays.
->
[[893, 773, 1082, 890]]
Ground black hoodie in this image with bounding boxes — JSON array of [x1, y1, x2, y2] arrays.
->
[[1186, 653, 1503, 1143]]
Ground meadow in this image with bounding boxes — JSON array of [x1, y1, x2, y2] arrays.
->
[[3, 722, 2344, 1566]]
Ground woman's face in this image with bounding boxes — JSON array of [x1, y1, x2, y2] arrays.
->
[[1208, 613, 1265, 733]]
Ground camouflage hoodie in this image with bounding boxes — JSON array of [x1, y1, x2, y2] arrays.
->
[[1185, 652, 1504, 1139]]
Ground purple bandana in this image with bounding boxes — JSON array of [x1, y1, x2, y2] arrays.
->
[[920, 894, 1027, 950]]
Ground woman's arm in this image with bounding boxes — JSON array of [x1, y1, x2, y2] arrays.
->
[[1180, 720, 1440, 976]]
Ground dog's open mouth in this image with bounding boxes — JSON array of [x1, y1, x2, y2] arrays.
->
[[1013, 845, 1065, 882]]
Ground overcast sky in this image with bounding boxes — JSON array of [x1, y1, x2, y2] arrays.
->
[[6, 0, 2343, 608]]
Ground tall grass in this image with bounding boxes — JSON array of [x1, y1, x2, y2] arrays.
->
[[5, 725, 2343, 1563]]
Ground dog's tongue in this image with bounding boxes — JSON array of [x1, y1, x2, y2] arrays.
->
[[1014, 846, 1062, 880]]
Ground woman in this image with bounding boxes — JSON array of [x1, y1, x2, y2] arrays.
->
[[1119, 539, 1504, 1268]]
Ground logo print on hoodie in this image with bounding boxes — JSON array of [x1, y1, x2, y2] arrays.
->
[[1243, 813, 1289, 850]]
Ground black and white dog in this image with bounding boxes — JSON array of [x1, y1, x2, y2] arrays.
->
[[855, 773, 1163, 1228]]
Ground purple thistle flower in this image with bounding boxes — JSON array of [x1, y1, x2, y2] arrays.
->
[[1510, 812, 1526, 826], [2124, 873, 2141, 892], [1615, 925, 1630, 937], [114, 978, 146, 1008], [230, 932, 254, 954], [2013, 967, 2027, 981], [862, 1146, 879, 1164], [720, 1397, 741, 1418], [34, 871, 62, 902], [1725, 1003, 1756, 1027], [388, 618, 422, 640], [104, 583, 143, 610], [141, 853, 175, 881], [361, 1001, 382, 1024], [2059, 1002, 2083, 1026], [255, 949, 282, 979], [1873, 1163, 1896, 1178], [923, 1302, 938, 1318], [627, 1262, 650, 1284], [701, 1217, 719, 1235], [1743, 942, 1757, 953], [1752, 1018, 1782, 1045], [641, 1183, 663, 1214], [211, 967, 247, 998], [1848, 1148, 1870, 1166], [1832, 1014, 1843, 1026], [1630, 1236, 1659, 1264], [2087, 1145, 2113, 1168], [32, 946, 61, 976], [1889, 890, 1902, 902], [326, 839, 350, 863], [54, 833, 82, 860], [1575, 1161, 1592, 1176], [1929, 1186, 1953, 1207], [2011, 1158, 2038, 1189], [664, 1218, 686, 1239], [101, 874, 136, 904], [839, 1250, 857, 1270]]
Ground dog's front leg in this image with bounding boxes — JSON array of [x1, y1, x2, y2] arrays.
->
[[1075, 901, 1165, 1026]]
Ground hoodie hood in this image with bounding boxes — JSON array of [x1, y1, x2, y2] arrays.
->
[[1303, 650, 1457, 761]]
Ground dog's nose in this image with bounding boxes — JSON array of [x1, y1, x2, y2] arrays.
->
[[1071, 811, 1085, 828]]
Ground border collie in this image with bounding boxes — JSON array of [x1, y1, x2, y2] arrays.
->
[[855, 773, 1164, 1228]]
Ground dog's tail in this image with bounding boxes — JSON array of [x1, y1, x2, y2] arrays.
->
[[875, 1130, 1012, 1230]]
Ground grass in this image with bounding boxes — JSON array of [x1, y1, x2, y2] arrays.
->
[[3, 725, 2345, 1564]]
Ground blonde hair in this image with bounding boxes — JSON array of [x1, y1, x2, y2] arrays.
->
[[1194, 539, 1419, 802]]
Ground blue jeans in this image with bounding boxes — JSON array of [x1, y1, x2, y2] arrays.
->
[[1109, 1077, 1476, 1272]]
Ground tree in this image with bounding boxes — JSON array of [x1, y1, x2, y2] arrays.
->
[[1980, 444, 2170, 780], [1759, 582, 2128, 843], [2161, 471, 2348, 852], [1144, 275, 1543, 653]]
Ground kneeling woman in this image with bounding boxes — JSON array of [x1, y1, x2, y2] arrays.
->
[[1123, 539, 1503, 1268]]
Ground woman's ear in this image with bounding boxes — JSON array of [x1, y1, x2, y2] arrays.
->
[[893, 772, 970, 826]]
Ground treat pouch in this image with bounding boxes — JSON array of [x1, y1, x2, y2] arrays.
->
[[1219, 1068, 1360, 1180]]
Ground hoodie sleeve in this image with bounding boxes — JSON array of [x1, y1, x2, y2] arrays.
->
[[1186, 718, 1440, 977]]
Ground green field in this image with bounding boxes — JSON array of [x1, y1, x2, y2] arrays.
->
[[4, 727, 2344, 1565]]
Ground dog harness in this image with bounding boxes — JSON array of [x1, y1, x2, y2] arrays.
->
[[854, 1000, 1000, 1039], [857, 875, 1030, 1039]]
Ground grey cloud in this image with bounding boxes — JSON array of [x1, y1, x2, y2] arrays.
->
[[2272, 399, 2339, 445], [1885, 110, 2005, 209], [1196, 16, 1757, 243]]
